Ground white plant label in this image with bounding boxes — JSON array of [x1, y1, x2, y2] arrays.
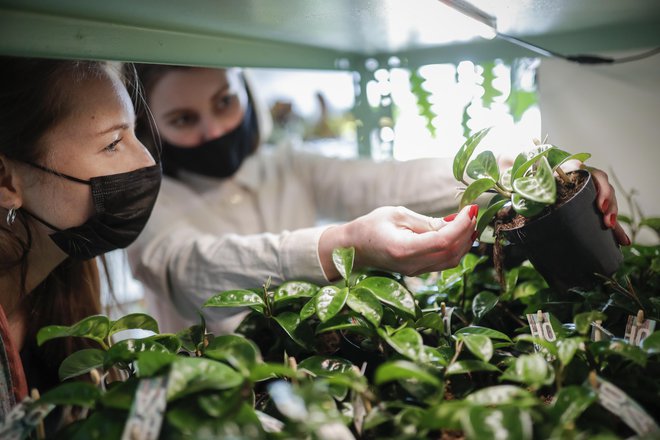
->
[[442, 307, 455, 336], [623, 316, 656, 347], [592, 375, 659, 436], [121, 375, 168, 440], [526, 311, 556, 346], [0, 397, 54, 440]]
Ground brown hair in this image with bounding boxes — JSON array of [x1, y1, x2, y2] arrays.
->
[[0, 57, 137, 390], [133, 64, 259, 177]]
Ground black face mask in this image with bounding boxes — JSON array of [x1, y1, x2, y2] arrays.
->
[[22, 163, 162, 260], [161, 97, 258, 178]]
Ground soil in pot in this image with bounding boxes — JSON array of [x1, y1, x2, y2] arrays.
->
[[493, 170, 623, 293]]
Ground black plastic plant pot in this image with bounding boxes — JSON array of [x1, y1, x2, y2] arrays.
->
[[502, 170, 623, 293]]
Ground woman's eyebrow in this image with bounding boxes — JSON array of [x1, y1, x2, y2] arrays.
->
[[97, 122, 131, 135], [212, 84, 231, 99]]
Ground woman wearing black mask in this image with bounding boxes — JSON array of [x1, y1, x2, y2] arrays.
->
[[0, 57, 161, 415], [129, 65, 627, 335]]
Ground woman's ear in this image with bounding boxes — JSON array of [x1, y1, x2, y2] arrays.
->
[[0, 154, 23, 210]]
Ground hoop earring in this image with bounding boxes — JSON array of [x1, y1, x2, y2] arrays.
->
[[6, 207, 17, 226]]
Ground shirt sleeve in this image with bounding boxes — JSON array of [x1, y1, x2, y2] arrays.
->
[[129, 212, 330, 321], [288, 151, 460, 220]]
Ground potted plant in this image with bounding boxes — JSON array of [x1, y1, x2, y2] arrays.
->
[[454, 128, 623, 292]]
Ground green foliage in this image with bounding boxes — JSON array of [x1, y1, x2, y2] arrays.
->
[[409, 68, 437, 138], [454, 130, 592, 240], [18, 243, 660, 439]]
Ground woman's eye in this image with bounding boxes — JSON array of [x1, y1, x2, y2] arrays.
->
[[168, 113, 198, 128], [104, 138, 122, 153], [214, 95, 235, 112]]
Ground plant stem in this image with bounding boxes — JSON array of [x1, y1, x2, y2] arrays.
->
[[555, 166, 571, 183], [448, 339, 464, 367]]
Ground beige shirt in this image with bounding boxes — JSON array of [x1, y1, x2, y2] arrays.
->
[[127, 143, 459, 333]]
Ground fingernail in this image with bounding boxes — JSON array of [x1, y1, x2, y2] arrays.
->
[[471, 231, 478, 241], [443, 213, 458, 222], [469, 204, 479, 220], [601, 199, 609, 213], [624, 234, 632, 246], [608, 213, 617, 228]]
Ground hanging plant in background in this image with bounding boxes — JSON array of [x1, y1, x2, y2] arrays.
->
[[506, 58, 539, 123], [409, 68, 438, 138]]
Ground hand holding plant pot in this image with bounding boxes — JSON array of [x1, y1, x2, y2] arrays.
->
[[318, 205, 478, 280], [454, 127, 626, 292]]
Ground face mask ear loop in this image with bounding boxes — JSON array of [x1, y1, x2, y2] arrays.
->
[[21, 208, 63, 232], [23, 161, 91, 185]]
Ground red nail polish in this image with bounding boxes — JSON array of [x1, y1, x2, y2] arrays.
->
[[601, 199, 609, 213], [624, 234, 632, 246], [471, 231, 478, 241], [443, 213, 458, 222], [469, 205, 479, 220], [609, 213, 617, 227]]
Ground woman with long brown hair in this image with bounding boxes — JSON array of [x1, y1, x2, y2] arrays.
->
[[0, 57, 161, 415]]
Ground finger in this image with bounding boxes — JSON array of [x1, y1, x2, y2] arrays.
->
[[590, 168, 615, 214], [408, 238, 475, 275], [395, 206, 446, 233], [613, 222, 631, 246], [405, 206, 475, 256]]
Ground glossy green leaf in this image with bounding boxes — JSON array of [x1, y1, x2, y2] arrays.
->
[[641, 331, 660, 354], [512, 145, 554, 181], [332, 247, 355, 282], [346, 287, 383, 327], [500, 353, 554, 387], [460, 178, 496, 209], [415, 312, 444, 333], [273, 311, 314, 349], [167, 357, 243, 401], [273, 281, 318, 303], [466, 385, 537, 407], [39, 382, 101, 408], [299, 297, 316, 320], [557, 337, 583, 366], [109, 313, 159, 338], [315, 312, 374, 336], [472, 291, 499, 320], [513, 156, 556, 204], [204, 334, 261, 376], [144, 334, 182, 353], [104, 339, 171, 370], [602, 340, 647, 367], [135, 351, 177, 377], [203, 289, 265, 310], [374, 360, 441, 387], [546, 148, 571, 169], [58, 348, 105, 381], [381, 327, 425, 361], [357, 277, 417, 317], [315, 286, 349, 322], [455, 326, 512, 342], [463, 406, 533, 440], [477, 199, 509, 236], [510, 153, 527, 181], [250, 362, 302, 382], [101, 378, 139, 410], [550, 151, 591, 171], [500, 167, 513, 191], [37, 315, 110, 347], [511, 192, 546, 217], [467, 150, 500, 183], [458, 333, 494, 362], [550, 385, 597, 426], [298, 355, 354, 376], [515, 334, 559, 357], [446, 360, 499, 375], [453, 127, 492, 181]]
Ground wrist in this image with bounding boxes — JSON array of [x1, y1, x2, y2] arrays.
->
[[318, 223, 351, 281]]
